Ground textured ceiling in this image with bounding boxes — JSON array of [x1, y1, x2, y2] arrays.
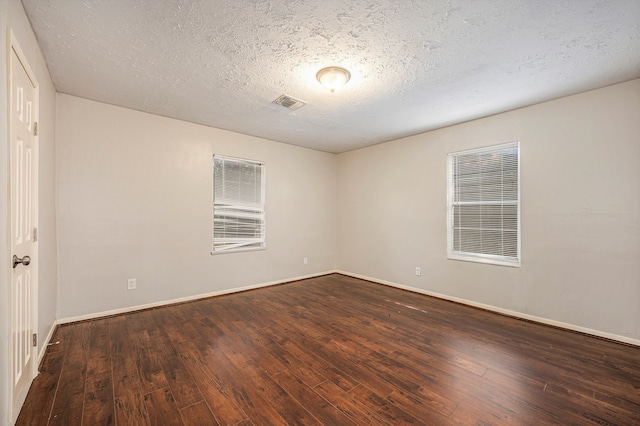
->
[[22, 0, 640, 153]]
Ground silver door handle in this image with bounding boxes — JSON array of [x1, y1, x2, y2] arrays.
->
[[12, 255, 31, 269]]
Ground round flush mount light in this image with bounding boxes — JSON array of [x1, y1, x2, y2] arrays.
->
[[316, 66, 351, 92]]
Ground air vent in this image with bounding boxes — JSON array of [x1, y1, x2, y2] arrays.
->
[[272, 94, 307, 111]]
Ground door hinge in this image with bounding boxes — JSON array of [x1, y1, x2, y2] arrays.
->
[[33, 227, 38, 242], [33, 333, 37, 347], [34, 122, 38, 136]]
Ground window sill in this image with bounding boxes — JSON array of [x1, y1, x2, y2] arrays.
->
[[447, 253, 520, 268], [210, 246, 266, 255]]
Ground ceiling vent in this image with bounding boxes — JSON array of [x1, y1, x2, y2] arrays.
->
[[272, 94, 306, 111]]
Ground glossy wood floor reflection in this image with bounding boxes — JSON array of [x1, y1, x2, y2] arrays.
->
[[18, 274, 640, 425]]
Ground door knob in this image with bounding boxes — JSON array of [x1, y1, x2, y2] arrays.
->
[[12, 255, 31, 269]]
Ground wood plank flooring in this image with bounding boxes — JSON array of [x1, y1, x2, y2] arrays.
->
[[17, 273, 640, 425]]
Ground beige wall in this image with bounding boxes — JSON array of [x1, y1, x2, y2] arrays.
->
[[55, 94, 337, 319], [49, 79, 640, 343], [1, 0, 58, 423], [337, 79, 640, 342]]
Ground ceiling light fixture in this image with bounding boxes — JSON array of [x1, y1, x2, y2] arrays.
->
[[316, 66, 351, 93]]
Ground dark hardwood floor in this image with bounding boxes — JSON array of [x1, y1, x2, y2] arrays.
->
[[17, 273, 640, 425]]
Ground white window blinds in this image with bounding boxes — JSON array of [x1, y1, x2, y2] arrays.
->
[[213, 155, 265, 253], [447, 142, 520, 266]]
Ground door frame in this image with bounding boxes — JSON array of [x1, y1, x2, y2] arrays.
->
[[6, 28, 39, 425]]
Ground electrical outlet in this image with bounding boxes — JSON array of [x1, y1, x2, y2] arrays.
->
[[415, 267, 421, 276], [127, 278, 137, 290], [304, 257, 308, 265]]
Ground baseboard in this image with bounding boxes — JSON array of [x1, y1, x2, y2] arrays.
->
[[335, 270, 640, 348], [57, 271, 336, 325], [38, 321, 58, 365], [55, 268, 640, 347]]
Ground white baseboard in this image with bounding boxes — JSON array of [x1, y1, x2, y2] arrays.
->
[[57, 271, 335, 325], [54, 269, 640, 348], [335, 270, 640, 348], [38, 321, 58, 364]]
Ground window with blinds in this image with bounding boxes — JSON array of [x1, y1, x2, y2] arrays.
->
[[213, 155, 265, 253], [447, 142, 520, 266]]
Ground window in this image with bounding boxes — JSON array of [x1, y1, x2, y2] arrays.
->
[[213, 155, 265, 253], [447, 142, 520, 266]]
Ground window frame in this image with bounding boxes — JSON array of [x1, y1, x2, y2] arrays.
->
[[211, 154, 266, 255], [446, 141, 521, 267]]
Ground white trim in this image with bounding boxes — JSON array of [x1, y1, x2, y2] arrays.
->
[[212, 154, 266, 254], [446, 141, 521, 267], [449, 141, 519, 157], [9, 31, 38, 87], [213, 154, 264, 166], [50, 269, 640, 351], [447, 252, 520, 268], [57, 271, 334, 324], [210, 246, 266, 255], [38, 322, 57, 365], [335, 270, 640, 348]]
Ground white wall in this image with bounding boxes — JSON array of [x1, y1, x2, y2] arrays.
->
[[337, 79, 640, 342], [1, 0, 58, 423], [56, 94, 337, 319]]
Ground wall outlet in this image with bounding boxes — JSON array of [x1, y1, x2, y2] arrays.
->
[[415, 267, 421, 276], [127, 278, 137, 290], [303, 257, 308, 265]]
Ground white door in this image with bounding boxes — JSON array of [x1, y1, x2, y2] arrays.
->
[[9, 36, 39, 422]]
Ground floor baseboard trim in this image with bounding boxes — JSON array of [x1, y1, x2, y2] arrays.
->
[[55, 269, 640, 347], [57, 271, 336, 325], [335, 270, 640, 348], [38, 322, 59, 365]]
